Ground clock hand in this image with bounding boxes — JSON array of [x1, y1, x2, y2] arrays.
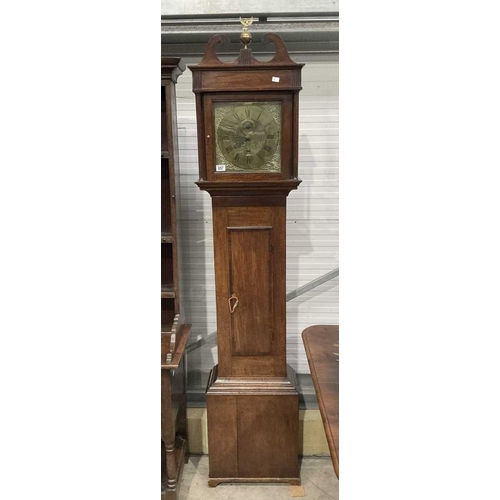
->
[[231, 134, 252, 149]]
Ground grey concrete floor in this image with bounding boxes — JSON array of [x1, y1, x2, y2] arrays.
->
[[179, 455, 339, 500]]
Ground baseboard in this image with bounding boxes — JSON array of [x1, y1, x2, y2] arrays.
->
[[187, 408, 330, 456]]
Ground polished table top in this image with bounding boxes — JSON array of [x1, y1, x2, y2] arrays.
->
[[302, 325, 339, 478]]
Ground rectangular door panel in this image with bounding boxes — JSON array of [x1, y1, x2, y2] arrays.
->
[[228, 226, 273, 356]]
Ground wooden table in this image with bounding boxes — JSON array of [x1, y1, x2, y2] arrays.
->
[[302, 325, 339, 478]]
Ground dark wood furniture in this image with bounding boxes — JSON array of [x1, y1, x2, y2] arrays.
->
[[161, 57, 191, 500], [302, 325, 339, 478], [191, 27, 304, 487]]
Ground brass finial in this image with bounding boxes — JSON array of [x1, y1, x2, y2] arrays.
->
[[239, 17, 254, 48]]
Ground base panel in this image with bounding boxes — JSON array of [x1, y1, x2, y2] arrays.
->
[[208, 477, 301, 487], [206, 364, 299, 485]]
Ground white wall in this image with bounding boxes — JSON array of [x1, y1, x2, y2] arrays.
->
[[175, 53, 339, 385], [162, 0, 339, 16]]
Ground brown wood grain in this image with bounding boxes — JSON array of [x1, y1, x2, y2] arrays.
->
[[161, 283, 175, 299], [206, 365, 300, 484], [161, 302, 175, 333], [200, 69, 301, 92], [192, 33, 303, 486], [206, 394, 239, 478], [190, 33, 303, 74], [238, 395, 299, 478], [212, 195, 286, 207], [161, 57, 186, 83], [229, 226, 273, 356], [302, 325, 339, 478], [214, 204, 287, 377], [161, 159, 172, 235], [161, 324, 191, 369], [196, 179, 301, 197], [202, 92, 293, 182], [161, 57, 190, 500], [161, 229, 173, 243], [161, 244, 173, 289]]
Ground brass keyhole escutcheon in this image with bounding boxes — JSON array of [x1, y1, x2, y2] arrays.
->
[[228, 293, 239, 313]]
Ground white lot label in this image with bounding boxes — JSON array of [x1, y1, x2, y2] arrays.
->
[[216, 164, 226, 172], [272, 76, 280, 82]]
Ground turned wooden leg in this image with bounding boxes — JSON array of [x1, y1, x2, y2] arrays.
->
[[161, 440, 166, 478], [178, 357, 189, 463], [165, 438, 177, 490], [161, 370, 176, 490]]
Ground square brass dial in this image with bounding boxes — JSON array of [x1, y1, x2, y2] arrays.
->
[[214, 101, 282, 173]]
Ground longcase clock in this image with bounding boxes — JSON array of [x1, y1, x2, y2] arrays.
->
[[191, 24, 304, 487]]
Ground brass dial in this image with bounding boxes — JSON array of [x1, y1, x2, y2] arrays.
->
[[214, 101, 281, 172]]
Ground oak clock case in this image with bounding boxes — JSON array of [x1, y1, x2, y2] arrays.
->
[[191, 32, 303, 486]]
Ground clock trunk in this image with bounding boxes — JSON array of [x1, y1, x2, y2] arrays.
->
[[213, 202, 287, 377]]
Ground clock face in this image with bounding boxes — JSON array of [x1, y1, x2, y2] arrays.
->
[[214, 101, 281, 173]]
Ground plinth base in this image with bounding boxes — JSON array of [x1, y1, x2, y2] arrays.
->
[[208, 477, 301, 487], [206, 364, 300, 486]]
